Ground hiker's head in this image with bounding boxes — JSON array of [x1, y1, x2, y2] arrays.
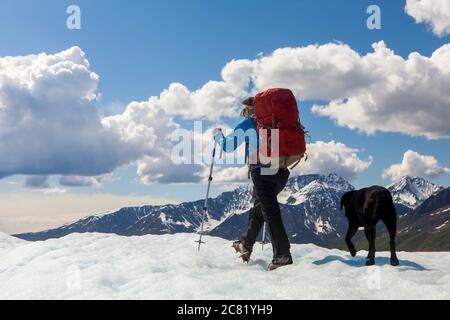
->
[[241, 97, 255, 118]]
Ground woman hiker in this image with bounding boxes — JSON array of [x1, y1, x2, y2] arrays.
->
[[213, 97, 293, 271]]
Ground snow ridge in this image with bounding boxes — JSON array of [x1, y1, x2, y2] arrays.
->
[[1, 233, 449, 300]]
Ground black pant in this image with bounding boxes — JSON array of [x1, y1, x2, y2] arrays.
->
[[242, 168, 291, 258]]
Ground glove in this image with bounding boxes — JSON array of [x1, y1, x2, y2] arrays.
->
[[213, 128, 223, 138]]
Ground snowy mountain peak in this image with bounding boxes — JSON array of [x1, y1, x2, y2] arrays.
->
[[388, 176, 443, 209], [282, 173, 354, 204], [269, 174, 355, 238]]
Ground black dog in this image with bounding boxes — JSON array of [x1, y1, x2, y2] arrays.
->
[[340, 186, 400, 266]]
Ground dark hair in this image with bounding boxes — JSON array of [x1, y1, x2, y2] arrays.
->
[[242, 97, 254, 106]]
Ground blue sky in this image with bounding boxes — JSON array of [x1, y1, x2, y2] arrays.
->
[[0, 0, 449, 232]]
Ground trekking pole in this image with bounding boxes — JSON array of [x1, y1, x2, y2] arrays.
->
[[261, 222, 267, 251], [196, 140, 219, 252]]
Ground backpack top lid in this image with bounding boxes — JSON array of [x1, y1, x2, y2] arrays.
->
[[253, 88, 299, 128]]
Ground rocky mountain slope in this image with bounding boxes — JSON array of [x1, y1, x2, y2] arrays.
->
[[15, 174, 447, 251]]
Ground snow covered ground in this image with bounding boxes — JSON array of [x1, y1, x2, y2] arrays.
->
[[0, 232, 449, 300]]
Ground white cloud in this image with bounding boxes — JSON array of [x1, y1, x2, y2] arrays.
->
[[40, 187, 68, 195], [252, 43, 374, 101], [23, 176, 50, 189], [22, 176, 68, 194], [137, 154, 204, 184], [383, 150, 450, 181], [116, 59, 248, 122], [3, 41, 448, 186], [103, 99, 234, 184], [160, 41, 450, 140], [221, 59, 254, 93], [59, 175, 103, 188], [23, 174, 109, 189], [405, 0, 450, 36], [0, 47, 157, 178], [293, 141, 373, 181], [200, 140, 372, 183], [102, 98, 179, 158], [170, 40, 450, 139], [1, 47, 208, 184], [208, 166, 250, 183], [154, 60, 251, 120], [135, 123, 238, 184], [311, 42, 450, 139]]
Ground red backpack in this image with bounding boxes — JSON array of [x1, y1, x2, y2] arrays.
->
[[253, 88, 307, 169]]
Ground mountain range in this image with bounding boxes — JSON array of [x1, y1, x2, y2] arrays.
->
[[15, 174, 450, 251]]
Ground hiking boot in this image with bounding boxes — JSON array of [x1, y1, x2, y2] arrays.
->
[[231, 241, 252, 263], [267, 255, 293, 271]]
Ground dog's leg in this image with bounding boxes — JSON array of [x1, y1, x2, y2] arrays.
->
[[364, 226, 376, 266], [385, 219, 399, 266], [345, 225, 358, 257]]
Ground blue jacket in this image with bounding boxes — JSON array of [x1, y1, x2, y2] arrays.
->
[[214, 117, 261, 171]]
